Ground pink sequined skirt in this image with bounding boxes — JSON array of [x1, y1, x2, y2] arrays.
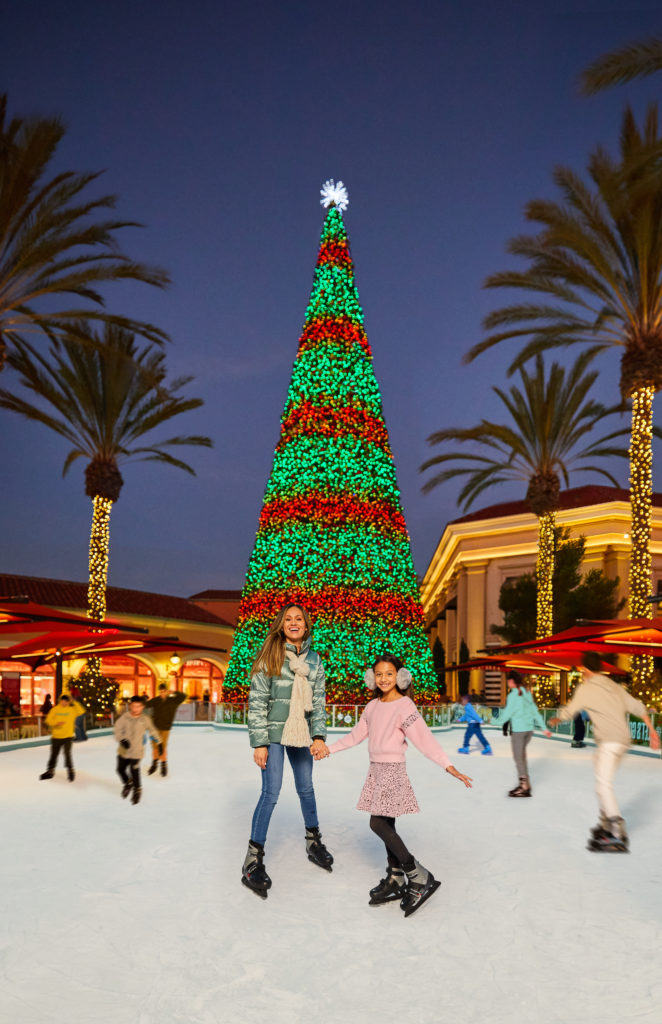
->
[[356, 761, 420, 817]]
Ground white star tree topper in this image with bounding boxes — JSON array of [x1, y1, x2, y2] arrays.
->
[[320, 179, 349, 212]]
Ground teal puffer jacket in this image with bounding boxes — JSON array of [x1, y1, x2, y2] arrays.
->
[[499, 688, 546, 732], [247, 639, 327, 748]]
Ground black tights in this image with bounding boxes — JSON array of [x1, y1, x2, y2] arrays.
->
[[369, 815, 415, 873]]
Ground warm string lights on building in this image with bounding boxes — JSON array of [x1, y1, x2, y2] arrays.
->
[[629, 386, 654, 695], [224, 189, 439, 702]]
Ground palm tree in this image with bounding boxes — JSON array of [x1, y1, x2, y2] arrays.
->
[[0, 324, 212, 635], [581, 38, 662, 94], [464, 105, 662, 689], [421, 350, 628, 639], [0, 93, 169, 373]]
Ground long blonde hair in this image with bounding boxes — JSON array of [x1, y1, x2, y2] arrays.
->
[[251, 604, 312, 677]]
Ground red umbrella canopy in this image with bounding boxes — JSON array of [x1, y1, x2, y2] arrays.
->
[[1, 629, 228, 668], [493, 619, 662, 656], [0, 597, 146, 635]]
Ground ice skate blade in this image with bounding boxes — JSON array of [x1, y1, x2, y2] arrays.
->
[[241, 876, 269, 899], [368, 892, 404, 906], [587, 841, 629, 853], [403, 879, 441, 918], [307, 855, 333, 872]]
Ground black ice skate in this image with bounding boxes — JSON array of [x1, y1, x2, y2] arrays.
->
[[587, 816, 629, 853], [160, 761, 168, 777], [400, 861, 441, 918], [589, 811, 610, 840], [305, 827, 334, 871], [508, 777, 532, 798], [39, 770, 54, 780], [241, 840, 272, 899], [131, 787, 142, 805], [121, 783, 133, 799], [67, 768, 75, 782], [369, 865, 406, 906], [147, 761, 159, 776]]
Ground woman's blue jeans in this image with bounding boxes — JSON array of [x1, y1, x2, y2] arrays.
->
[[250, 743, 319, 846]]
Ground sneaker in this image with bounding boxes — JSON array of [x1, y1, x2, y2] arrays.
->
[[481, 746, 493, 756], [571, 741, 586, 748], [457, 747, 470, 754]]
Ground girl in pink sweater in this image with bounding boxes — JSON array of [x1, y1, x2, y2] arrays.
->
[[319, 654, 472, 918]]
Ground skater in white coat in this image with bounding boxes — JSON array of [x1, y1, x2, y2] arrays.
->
[[549, 651, 660, 851]]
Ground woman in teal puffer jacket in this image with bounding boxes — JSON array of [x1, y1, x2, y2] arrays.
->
[[241, 603, 333, 899], [499, 671, 551, 798]]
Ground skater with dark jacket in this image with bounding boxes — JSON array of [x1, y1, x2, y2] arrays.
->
[[114, 696, 161, 805], [242, 604, 332, 899], [40, 693, 86, 782], [320, 654, 472, 918], [456, 695, 492, 755], [144, 680, 186, 777], [499, 671, 551, 797], [549, 652, 660, 851]]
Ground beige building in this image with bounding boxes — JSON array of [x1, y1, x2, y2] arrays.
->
[[420, 485, 662, 703]]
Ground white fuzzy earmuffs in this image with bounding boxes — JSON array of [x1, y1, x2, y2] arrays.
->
[[364, 666, 413, 691]]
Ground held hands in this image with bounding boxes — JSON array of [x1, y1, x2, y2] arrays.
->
[[310, 739, 329, 760], [120, 739, 130, 750], [446, 765, 473, 788], [548, 716, 560, 727], [544, 730, 552, 738]]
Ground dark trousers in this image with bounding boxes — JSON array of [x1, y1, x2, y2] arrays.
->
[[573, 714, 586, 743], [47, 737, 73, 772], [369, 815, 415, 872], [117, 755, 141, 789]]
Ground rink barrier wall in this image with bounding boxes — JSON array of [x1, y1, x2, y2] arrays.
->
[[1, 703, 661, 758]]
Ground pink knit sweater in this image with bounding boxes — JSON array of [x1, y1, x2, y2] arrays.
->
[[327, 696, 451, 769]]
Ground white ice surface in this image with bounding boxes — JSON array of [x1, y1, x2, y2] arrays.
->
[[1, 727, 661, 1024]]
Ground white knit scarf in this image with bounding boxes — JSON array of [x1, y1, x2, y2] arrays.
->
[[280, 649, 313, 747]]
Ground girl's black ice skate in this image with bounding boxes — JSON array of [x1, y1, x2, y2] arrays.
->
[[369, 865, 406, 906], [121, 783, 133, 799], [400, 861, 441, 918], [305, 827, 334, 872], [242, 841, 272, 899]]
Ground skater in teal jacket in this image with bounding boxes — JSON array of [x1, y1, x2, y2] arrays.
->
[[499, 672, 550, 798], [241, 603, 333, 899]]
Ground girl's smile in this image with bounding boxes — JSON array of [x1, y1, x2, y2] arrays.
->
[[374, 661, 402, 701]]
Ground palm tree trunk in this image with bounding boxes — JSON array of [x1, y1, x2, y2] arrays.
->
[[629, 386, 654, 695], [536, 510, 555, 638], [87, 495, 113, 679]]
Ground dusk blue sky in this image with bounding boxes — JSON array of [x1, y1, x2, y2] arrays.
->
[[2, 1, 662, 597]]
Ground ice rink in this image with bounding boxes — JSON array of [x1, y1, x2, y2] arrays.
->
[[1, 726, 661, 1024]]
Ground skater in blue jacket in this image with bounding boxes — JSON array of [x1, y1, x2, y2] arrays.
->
[[456, 695, 492, 755]]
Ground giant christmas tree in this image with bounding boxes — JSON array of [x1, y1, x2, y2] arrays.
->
[[224, 181, 438, 702]]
